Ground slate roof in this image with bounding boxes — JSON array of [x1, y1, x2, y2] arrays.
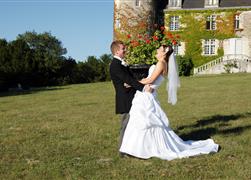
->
[[182, 0, 205, 9], [181, 0, 251, 9], [220, 0, 251, 7]]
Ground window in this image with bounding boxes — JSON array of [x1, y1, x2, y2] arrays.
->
[[169, 0, 182, 7], [206, 15, 216, 30], [170, 16, 179, 31], [173, 42, 185, 56], [115, 19, 121, 29], [234, 14, 240, 29], [203, 39, 216, 55], [135, 0, 140, 7], [205, 0, 218, 6], [173, 45, 179, 55]]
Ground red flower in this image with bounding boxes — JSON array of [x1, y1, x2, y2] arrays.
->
[[172, 40, 177, 45], [123, 26, 181, 65], [153, 35, 159, 41], [145, 39, 151, 44], [131, 40, 140, 47], [166, 32, 173, 38]]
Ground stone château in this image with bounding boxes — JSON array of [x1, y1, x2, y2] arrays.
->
[[114, 0, 251, 74]]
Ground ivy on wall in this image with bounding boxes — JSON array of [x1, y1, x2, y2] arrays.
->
[[114, 3, 154, 41], [164, 8, 251, 67]]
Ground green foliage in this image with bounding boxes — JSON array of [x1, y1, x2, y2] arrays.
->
[[0, 39, 9, 71], [17, 31, 67, 57], [83, 55, 112, 82], [0, 39, 10, 90], [165, 8, 250, 67], [224, 62, 238, 73], [0, 31, 113, 91], [17, 31, 66, 75], [99, 54, 113, 81], [57, 57, 78, 85], [176, 56, 194, 76], [125, 27, 180, 65]]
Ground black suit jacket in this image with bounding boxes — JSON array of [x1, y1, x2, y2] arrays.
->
[[110, 58, 144, 114]]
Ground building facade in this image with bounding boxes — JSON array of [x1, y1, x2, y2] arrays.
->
[[114, 0, 251, 74]]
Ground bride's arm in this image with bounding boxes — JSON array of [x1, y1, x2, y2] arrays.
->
[[139, 62, 165, 84]]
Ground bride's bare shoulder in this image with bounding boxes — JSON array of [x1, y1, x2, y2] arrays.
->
[[156, 61, 167, 68]]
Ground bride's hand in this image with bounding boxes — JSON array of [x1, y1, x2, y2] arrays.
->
[[144, 84, 153, 93], [139, 78, 146, 83], [140, 78, 149, 84]]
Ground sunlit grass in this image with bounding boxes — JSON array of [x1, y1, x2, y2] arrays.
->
[[1, 73, 251, 179]]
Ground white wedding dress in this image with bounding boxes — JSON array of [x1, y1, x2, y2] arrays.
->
[[120, 65, 219, 160]]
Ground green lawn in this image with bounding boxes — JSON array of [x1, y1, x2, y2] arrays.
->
[[1, 73, 251, 179]]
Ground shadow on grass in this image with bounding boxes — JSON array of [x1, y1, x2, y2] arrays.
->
[[176, 112, 251, 140], [0, 87, 67, 97]]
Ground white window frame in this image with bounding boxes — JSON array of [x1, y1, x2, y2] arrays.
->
[[135, 0, 140, 7], [173, 45, 179, 55], [206, 15, 216, 30], [204, 0, 219, 7], [169, 0, 182, 7], [170, 16, 179, 31], [115, 19, 121, 29], [234, 14, 240, 30], [174, 42, 185, 56], [203, 39, 216, 55]]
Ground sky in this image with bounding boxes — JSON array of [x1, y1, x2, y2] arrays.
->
[[0, 0, 114, 62]]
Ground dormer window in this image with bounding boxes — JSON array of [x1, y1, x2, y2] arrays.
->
[[135, 0, 140, 7], [168, 0, 182, 9], [204, 0, 219, 8]]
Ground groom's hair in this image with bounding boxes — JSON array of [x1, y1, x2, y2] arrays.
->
[[110, 40, 124, 55]]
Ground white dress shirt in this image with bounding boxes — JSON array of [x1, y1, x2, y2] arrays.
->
[[114, 55, 128, 66]]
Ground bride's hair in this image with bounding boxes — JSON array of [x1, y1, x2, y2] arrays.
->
[[161, 45, 173, 75], [163, 45, 173, 62]]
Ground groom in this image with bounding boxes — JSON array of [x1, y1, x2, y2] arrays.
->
[[109, 40, 152, 157]]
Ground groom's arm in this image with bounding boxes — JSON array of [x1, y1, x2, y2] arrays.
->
[[140, 62, 163, 84], [111, 63, 144, 91]]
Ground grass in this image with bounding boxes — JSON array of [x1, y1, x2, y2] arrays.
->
[[0, 73, 251, 179]]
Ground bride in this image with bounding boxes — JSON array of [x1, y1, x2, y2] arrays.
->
[[119, 45, 219, 160]]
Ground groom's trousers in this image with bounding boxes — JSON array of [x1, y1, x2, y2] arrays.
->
[[119, 113, 130, 149]]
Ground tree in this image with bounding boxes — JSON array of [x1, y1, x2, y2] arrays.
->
[[17, 31, 67, 86], [0, 39, 9, 91], [176, 56, 194, 76], [99, 54, 112, 81], [0, 39, 9, 73], [7, 39, 33, 88], [84, 56, 102, 82], [58, 56, 78, 85], [76, 62, 96, 83]]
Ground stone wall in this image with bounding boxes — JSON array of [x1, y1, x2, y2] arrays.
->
[[239, 11, 251, 57], [114, 0, 155, 40]]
